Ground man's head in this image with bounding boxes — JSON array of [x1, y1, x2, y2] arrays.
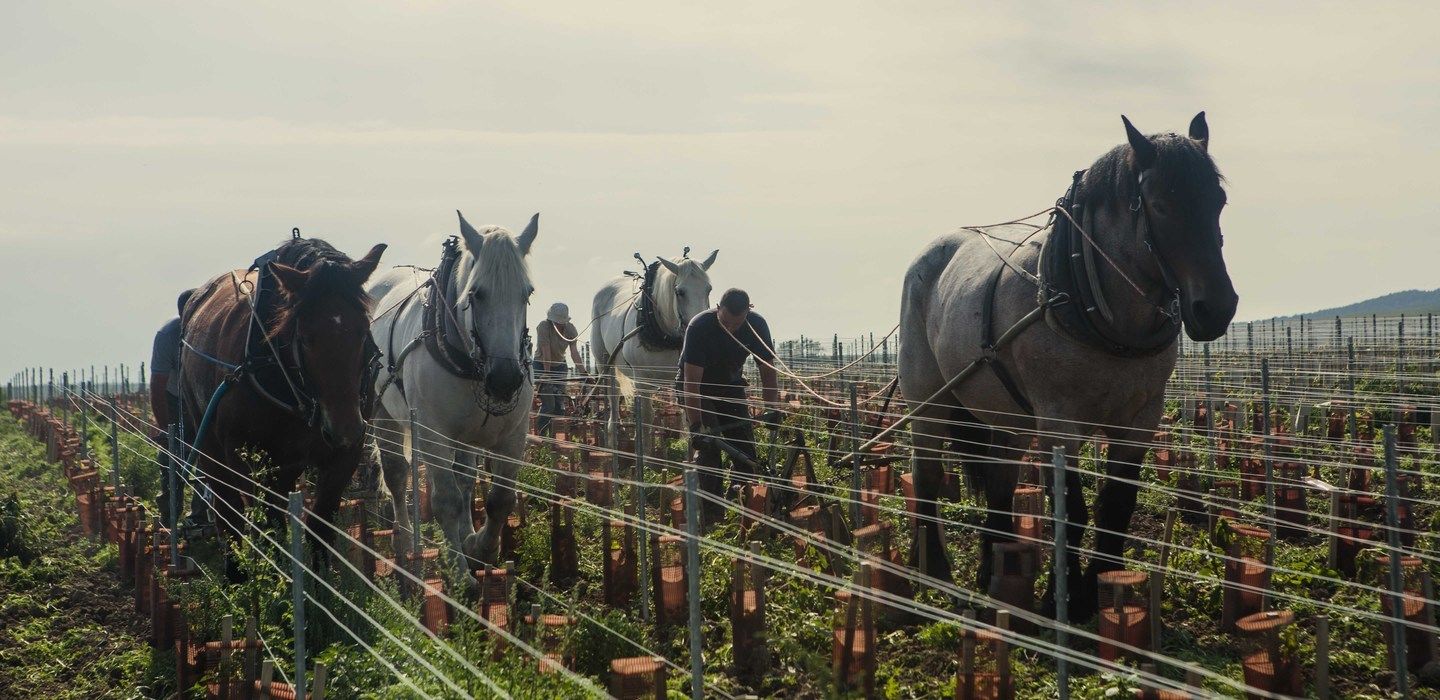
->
[[546, 302, 570, 325], [716, 288, 751, 331]]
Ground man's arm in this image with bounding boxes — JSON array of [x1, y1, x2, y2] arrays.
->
[[683, 362, 705, 429], [750, 315, 780, 406], [568, 342, 584, 369], [758, 363, 780, 406], [150, 374, 171, 433]]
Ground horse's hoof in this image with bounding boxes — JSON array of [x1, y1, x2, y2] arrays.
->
[[466, 532, 499, 567]]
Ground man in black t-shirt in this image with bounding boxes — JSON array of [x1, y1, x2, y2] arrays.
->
[[678, 288, 780, 523]]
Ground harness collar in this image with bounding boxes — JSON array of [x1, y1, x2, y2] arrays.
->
[[1038, 169, 1182, 357], [421, 236, 531, 416], [635, 259, 684, 352]]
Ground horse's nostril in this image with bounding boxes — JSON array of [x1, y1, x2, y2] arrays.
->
[[1191, 300, 1211, 322], [486, 364, 523, 398]]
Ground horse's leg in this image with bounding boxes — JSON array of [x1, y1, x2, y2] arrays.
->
[[207, 446, 253, 583], [1032, 423, 1086, 620], [908, 413, 954, 583], [424, 443, 482, 575], [973, 425, 1021, 594], [1083, 403, 1166, 622], [379, 428, 416, 560], [267, 461, 305, 527], [308, 446, 363, 570], [474, 429, 524, 567]]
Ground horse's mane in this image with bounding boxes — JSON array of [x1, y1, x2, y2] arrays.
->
[[652, 258, 705, 333], [267, 238, 373, 339], [1077, 133, 1225, 213], [456, 227, 532, 298]]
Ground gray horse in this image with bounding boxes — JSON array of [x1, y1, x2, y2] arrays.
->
[[898, 113, 1236, 621], [368, 212, 538, 578]]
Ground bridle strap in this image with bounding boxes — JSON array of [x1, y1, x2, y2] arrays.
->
[[1132, 170, 1184, 321]]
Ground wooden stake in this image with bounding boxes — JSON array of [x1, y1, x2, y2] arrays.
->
[[311, 662, 328, 700]]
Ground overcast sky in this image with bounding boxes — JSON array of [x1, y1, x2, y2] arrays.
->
[[3, 1, 1437, 377]]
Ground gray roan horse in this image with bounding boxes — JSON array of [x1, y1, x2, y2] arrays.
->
[[367, 212, 538, 577], [590, 250, 718, 395], [898, 113, 1236, 621]]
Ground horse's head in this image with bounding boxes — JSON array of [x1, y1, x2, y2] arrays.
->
[[268, 243, 386, 449], [1116, 112, 1238, 341], [656, 250, 718, 334], [456, 211, 538, 402]]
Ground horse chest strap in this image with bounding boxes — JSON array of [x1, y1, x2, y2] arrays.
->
[[979, 355, 1034, 416]]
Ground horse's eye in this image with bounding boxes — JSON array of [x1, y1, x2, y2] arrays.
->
[[677, 289, 686, 297]]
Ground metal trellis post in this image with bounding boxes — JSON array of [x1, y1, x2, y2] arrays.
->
[[109, 399, 121, 491], [1051, 445, 1069, 700], [289, 490, 307, 700], [636, 393, 651, 625], [848, 383, 861, 528], [408, 408, 422, 562], [1347, 338, 1358, 442], [1383, 426, 1411, 698], [683, 467, 704, 700], [1261, 359, 1275, 561], [167, 423, 180, 569]]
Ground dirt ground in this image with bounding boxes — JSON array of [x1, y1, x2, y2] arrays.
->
[[0, 416, 165, 699]]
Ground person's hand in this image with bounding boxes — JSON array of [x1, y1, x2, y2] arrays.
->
[[759, 409, 784, 432], [688, 422, 710, 453], [755, 403, 784, 430]]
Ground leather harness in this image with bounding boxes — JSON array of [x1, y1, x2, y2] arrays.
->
[[379, 237, 532, 417], [975, 169, 1183, 415]]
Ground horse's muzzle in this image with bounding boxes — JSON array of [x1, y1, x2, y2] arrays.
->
[[320, 410, 364, 450], [1184, 292, 1239, 342], [485, 362, 525, 401]]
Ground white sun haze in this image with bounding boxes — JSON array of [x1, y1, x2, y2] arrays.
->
[[1, 1, 1436, 373]]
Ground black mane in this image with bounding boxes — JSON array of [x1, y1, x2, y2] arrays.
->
[[271, 237, 355, 270], [1076, 133, 1225, 211], [265, 237, 371, 338]]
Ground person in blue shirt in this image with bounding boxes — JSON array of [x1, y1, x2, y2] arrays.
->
[[151, 289, 207, 527]]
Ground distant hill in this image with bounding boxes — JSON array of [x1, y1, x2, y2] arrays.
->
[[1285, 288, 1440, 319]]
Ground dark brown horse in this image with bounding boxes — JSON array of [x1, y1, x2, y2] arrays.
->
[[180, 238, 385, 580]]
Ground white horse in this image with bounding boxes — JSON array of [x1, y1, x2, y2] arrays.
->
[[590, 250, 718, 395], [368, 211, 538, 574]]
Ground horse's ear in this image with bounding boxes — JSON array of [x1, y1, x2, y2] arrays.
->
[[700, 249, 718, 271], [1188, 111, 1209, 152], [457, 210, 483, 254], [657, 258, 681, 275], [269, 263, 311, 297], [349, 243, 387, 283], [517, 213, 539, 255], [1121, 115, 1157, 170]]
